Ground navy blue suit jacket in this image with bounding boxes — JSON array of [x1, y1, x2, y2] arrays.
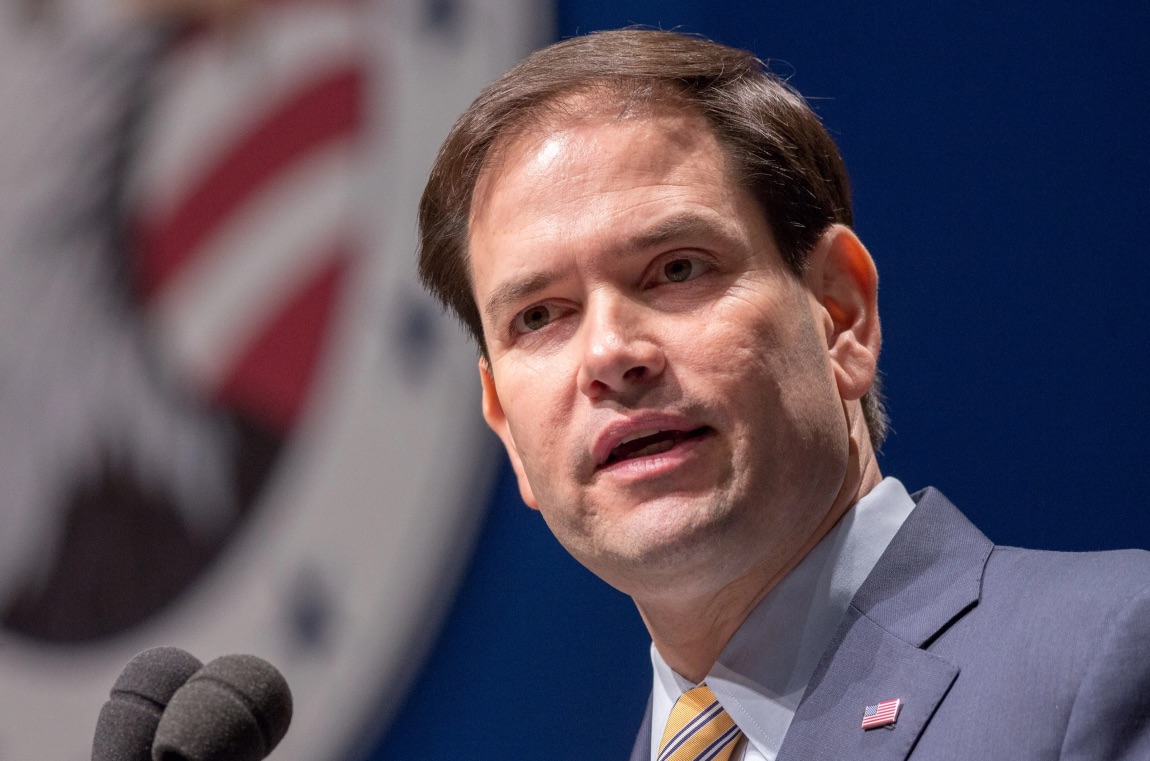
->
[[630, 488, 1150, 760]]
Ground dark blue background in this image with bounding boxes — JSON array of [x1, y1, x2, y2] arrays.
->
[[368, 2, 1150, 758]]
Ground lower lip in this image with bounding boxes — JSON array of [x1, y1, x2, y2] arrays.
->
[[596, 431, 712, 481]]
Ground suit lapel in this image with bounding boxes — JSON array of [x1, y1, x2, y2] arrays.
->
[[776, 489, 993, 761], [776, 609, 958, 761], [628, 695, 652, 761]]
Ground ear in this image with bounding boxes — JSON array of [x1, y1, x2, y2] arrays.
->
[[803, 225, 881, 401], [479, 358, 539, 509]]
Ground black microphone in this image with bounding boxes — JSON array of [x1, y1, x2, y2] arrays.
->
[[151, 654, 293, 761], [92, 647, 204, 761]]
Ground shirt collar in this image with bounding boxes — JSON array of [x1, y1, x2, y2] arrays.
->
[[650, 477, 917, 761]]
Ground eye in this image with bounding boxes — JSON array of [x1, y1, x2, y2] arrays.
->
[[513, 303, 553, 333], [662, 258, 694, 283], [650, 254, 712, 287]]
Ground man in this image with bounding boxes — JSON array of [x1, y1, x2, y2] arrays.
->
[[417, 29, 1150, 760]]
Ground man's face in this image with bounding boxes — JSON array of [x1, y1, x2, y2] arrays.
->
[[469, 108, 861, 600]]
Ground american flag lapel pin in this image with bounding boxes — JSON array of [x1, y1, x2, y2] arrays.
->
[[861, 698, 902, 730]]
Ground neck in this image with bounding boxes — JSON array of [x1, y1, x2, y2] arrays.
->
[[637, 402, 883, 683]]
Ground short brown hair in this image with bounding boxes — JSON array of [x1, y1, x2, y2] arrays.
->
[[418, 29, 888, 447]]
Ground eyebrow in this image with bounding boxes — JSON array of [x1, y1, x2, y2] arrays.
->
[[481, 211, 734, 327], [616, 213, 728, 256], [483, 270, 562, 328]]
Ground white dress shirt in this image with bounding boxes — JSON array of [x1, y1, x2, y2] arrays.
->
[[649, 477, 917, 761]]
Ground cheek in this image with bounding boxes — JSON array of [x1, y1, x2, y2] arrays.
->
[[686, 291, 839, 430], [499, 364, 574, 467], [678, 295, 801, 385]]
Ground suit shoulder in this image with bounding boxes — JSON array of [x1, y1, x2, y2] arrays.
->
[[921, 547, 1150, 758], [988, 545, 1150, 587], [981, 545, 1150, 627]]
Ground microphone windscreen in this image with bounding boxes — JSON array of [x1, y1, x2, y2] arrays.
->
[[92, 647, 204, 761], [151, 654, 293, 761]]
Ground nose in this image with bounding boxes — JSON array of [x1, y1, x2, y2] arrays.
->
[[576, 295, 665, 400]]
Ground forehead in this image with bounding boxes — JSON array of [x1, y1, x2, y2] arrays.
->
[[470, 107, 742, 238]]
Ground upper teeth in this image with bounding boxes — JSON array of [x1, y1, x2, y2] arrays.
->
[[618, 429, 662, 446]]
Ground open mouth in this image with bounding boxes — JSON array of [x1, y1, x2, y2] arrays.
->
[[604, 427, 711, 466]]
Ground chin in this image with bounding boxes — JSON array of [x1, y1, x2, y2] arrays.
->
[[582, 505, 744, 592]]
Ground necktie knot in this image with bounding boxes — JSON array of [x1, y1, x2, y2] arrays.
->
[[657, 684, 743, 761]]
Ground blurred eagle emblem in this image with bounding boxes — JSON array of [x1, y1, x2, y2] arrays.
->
[[1, 1, 362, 642], [0, 0, 542, 758]]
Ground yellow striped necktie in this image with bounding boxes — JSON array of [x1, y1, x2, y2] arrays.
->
[[657, 684, 743, 761]]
